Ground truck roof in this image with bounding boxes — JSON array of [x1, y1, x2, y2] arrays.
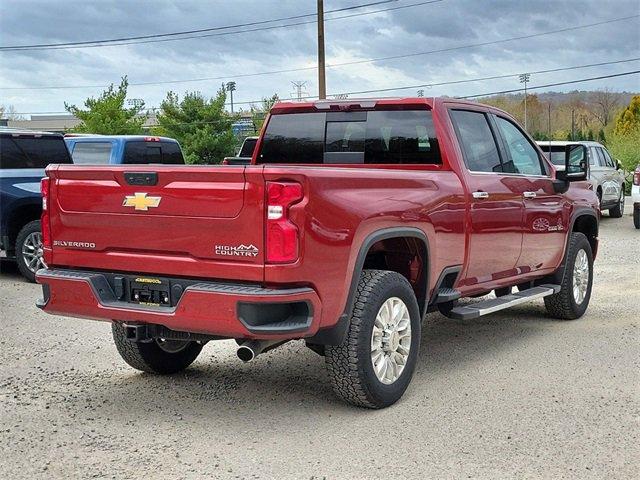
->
[[0, 127, 62, 137], [64, 135, 179, 143], [270, 97, 486, 114]]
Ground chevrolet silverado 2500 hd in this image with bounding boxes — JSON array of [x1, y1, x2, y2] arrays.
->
[[36, 98, 599, 408]]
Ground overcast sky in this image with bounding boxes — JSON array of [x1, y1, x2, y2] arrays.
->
[[1, 0, 638, 117]]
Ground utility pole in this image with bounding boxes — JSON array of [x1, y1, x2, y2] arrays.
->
[[519, 73, 530, 131], [548, 103, 552, 150], [571, 109, 575, 141], [317, 0, 326, 100], [226, 81, 236, 113]]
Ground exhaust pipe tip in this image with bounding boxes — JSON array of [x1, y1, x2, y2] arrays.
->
[[237, 345, 256, 363]]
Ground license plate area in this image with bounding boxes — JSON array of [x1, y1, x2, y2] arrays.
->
[[129, 277, 171, 307]]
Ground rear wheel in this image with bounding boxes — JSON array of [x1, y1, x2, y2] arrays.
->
[[15, 220, 46, 282], [325, 270, 421, 409], [609, 190, 624, 218], [111, 322, 203, 374], [544, 232, 593, 320], [634, 205, 640, 229]]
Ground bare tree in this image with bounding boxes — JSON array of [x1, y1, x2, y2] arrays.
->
[[590, 88, 620, 127], [0, 104, 25, 120]]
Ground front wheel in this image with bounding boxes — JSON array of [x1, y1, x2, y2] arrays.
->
[[325, 270, 421, 409], [609, 190, 624, 218], [15, 220, 46, 282], [111, 322, 203, 374], [544, 232, 593, 320]]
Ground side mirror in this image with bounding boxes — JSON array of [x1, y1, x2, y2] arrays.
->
[[557, 144, 588, 182]]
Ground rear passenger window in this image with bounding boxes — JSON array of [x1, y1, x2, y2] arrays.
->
[[494, 116, 543, 176], [71, 142, 112, 164], [258, 110, 440, 165], [449, 110, 502, 173]]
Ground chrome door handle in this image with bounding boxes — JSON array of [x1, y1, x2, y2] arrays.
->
[[472, 191, 489, 199], [523, 191, 537, 199]]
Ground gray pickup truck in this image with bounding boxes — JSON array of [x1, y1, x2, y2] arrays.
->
[[538, 140, 626, 217]]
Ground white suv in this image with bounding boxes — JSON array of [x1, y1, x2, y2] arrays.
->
[[537, 141, 626, 217], [632, 165, 640, 229]]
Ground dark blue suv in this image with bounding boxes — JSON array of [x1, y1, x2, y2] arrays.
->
[[0, 129, 73, 281]]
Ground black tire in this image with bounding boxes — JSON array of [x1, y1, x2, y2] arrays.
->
[[325, 270, 421, 409], [495, 287, 511, 297], [544, 232, 593, 320], [15, 220, 44, 283], [634, 205, 640, 229], [111, 322, 203, 374], [609, 191, 624, 218]]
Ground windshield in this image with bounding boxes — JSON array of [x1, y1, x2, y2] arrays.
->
[[537, 145, 565, 166]]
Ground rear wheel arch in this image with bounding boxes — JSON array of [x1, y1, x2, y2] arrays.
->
[[346, 228, 430, 318], [5, 202, 42, 254]]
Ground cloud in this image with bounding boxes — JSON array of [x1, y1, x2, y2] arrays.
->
[[1, 0, 638, 115]]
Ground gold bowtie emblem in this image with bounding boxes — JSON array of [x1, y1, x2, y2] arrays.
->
[[123, 192, 161, 211]]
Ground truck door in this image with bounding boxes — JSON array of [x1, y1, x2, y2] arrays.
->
[[491, 114, 566, 273], [449, 109, 523, 287]]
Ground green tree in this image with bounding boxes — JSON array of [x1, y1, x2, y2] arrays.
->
[[65, 77, 147, 134], [154, 88, 236, 164], [613, 95, 640, 135], [250, 94, 280, 133]]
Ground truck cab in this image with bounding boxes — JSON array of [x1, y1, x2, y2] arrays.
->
[[64, 135, 184, 165]]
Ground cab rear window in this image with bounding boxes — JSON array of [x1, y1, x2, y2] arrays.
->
[[258, 110, 440, 165], [123, 141, 184, 164]]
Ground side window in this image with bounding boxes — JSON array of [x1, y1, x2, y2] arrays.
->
[[449, 110, 502, 173], [600, 148, 615, 168], [593, 147, 606, 167], [494, 116, 544, 176], [588, 147, 597, 166], [71, 142, 112, 164]]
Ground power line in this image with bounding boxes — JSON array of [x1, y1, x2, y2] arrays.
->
[[327, 57, 640, 96], [0, 1, 397, 50], [10, 63, 639, 115], [0, 1, 444, 52], [2, 13, 636, 91], [459, 70, 640, 99]]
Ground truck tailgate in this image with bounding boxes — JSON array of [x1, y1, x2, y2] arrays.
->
[[47, 165, 265, 282]]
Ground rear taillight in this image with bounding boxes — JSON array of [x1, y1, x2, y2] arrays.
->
[[265, 181, 303, 263], [634, 168, 640, 186], [40, 177, 51, 250]]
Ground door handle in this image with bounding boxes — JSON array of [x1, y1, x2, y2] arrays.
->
[[472, 191, 489, 199], [523, 191, 537, 199]]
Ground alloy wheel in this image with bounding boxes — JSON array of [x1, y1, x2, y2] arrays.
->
[[370, 297, 412, 385], [572, 249, 589, 305], [21, 232, 47, 273]]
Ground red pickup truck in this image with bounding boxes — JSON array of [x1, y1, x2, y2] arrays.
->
[[36, 98, 599, 408]]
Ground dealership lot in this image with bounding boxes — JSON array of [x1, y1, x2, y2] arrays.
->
[[0, 207, 638, 479]]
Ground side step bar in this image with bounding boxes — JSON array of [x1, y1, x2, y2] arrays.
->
[[447, 285, 561, 320]]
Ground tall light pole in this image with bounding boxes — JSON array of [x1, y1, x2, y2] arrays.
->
[[226, 81, 236, 113], [317, 0, 326, 100], [519, 73, 530, 131]]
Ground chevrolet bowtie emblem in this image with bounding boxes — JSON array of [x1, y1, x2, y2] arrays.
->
[[123, 192, 161, 211]]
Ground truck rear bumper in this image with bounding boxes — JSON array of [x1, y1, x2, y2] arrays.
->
[[36, 268, 322, 340]]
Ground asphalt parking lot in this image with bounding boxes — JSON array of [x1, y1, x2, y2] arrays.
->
[[1, 205, 638, 479]]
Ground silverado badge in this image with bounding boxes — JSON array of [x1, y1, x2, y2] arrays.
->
[[123, 192, 161, 211]]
